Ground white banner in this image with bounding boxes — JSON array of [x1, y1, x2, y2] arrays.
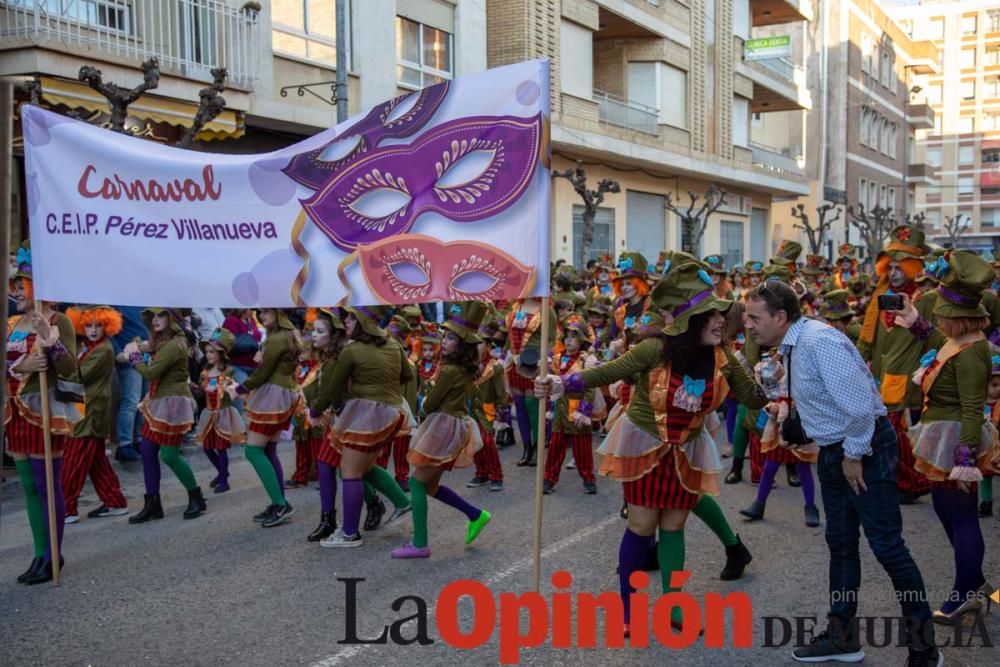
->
[[23, 60, 551, 307]]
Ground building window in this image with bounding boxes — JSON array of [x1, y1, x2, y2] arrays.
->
[[984, 113, 1000, 131], [860, 34, 872, 74], [732, 96, 749, 147], [888, 187, 896, 210], [991, 10, 1000, 33], [959, 145, 975, 164], [961, 48, 977, 69], [572, 205, 615, 266], [396, 16, 453, 90], [881, 49, 892, 87], [958, 176, 975, 196], [879, 184, 888, 209], [559, 19, 593, 100], [720, 221, 744, 269], [868, 180, 879, 210], [927, 147, 942, 166], [961, 80, 976, 100], [961, 14, 978, 35], [273, 0, 344, 65], [889, 122, 898, 158], [661, 64, 688, 129], [988, 47, 1000, 65], [958, 116, 975, 133], [927, 17, 945, 40], [733, 0, 750, 40], [860, 107, 870, 146], [986, 77, 1000, 98]]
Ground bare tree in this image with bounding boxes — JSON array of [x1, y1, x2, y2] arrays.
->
[[178, 67, 228, 149], [904, 212, 927, 230], [78, 57, 160, 133], [790, 203, 842, 255], [665, 184, 727, 255], [847, 203, 895, 260], [942, 214, 971, 248], [553, 160, 620, 264]]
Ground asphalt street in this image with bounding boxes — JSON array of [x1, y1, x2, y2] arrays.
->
[[1, 439, 998, 666]]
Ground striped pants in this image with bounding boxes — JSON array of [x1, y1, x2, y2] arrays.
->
[[61, 436, 127, 516], [545, 432, 595, 485], [890, 411, 931, 496], [749, 432, 765, 484], [291, 437, 322, 485], [376, 435, 411, 483], [474, 429, 503, 482]]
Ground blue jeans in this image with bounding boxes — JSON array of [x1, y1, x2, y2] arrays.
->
[[116, 363, 147, 447], [817, 416, 934, 651]]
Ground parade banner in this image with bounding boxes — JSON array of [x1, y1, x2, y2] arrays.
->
[[22, 60, 551, 307]]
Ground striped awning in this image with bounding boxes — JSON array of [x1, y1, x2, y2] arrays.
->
[[40, 76, 244, 141]]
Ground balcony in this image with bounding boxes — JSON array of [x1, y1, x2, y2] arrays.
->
[[749, 0, 812, 26], [738, 55, 812, 112], [750, 141, 803, 176], [906, 102, 935, 130], [594, 88, 659, 136], [907, 161, 937, 186], [0, 0, 261, 89]]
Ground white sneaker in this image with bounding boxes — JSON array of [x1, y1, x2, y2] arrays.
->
[[566, 458, 576, 469], [320, 528, 363, 548], [65, 514, 79, 524]]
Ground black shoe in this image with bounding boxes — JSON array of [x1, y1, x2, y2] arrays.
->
[[542, 480, 554, 495], [786, 464, 801, 488], [17, 557, 45, 584], [906, 647, 943, 667], [899, 491, 921, 505], [254, 505, 275, 522], [262, 502, 295, 528], [466, 476, 488, 488], [209, 476, 219, 489], [308, 511, 337, 542], [720, 535, 752, 580], [128, 494, 164, 524], [87, 504, 129, 519], [791, 630, 864, 663], [489, 480, 503, 492], [805, 504, 821, 528], [23, 557, 64, 586], [285, 479, 307, 488], [182, 487, 207, 520], [620, 501, 628, 519], [516, 443, 533, 466], [739, 500, 765, 521], [724, 459, 744, 484], [363, 496, 386, 531], [115, 444, 140, 463], [527, 442, 537, 467], [583, 481, 597, 494], [214, 482, 230, 494], [980, 501, 993, 518]]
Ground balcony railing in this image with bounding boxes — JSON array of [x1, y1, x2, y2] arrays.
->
[[750, 141, 803, 175], [594, 89, 659, 136], [1, 0, 261, 89]]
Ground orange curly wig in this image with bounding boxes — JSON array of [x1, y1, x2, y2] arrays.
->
[[875, 256, 923, 281], [66, 306, 124, 337]]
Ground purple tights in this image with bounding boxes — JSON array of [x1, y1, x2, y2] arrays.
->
[[139, 437, 162, 495], [931, 487, 986, 614], [757, 460, 815, 506], [264, 442, 285, 497], [30, 458, 65, 563], [342, 478, 364, 537], [204, 448, 229, 485], [432, 484, 481, 521], [618, 528, 651, 625]]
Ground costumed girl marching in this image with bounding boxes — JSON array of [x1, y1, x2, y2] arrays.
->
[[194, 329, 246, 494]]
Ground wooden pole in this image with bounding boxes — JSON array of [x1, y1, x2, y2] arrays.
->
[[35, 300, 60, 586], [531, 297, 550, 592], [0, 81, 12, 517]]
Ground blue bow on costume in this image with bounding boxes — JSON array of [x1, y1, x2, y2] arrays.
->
[[697, 269, 714, 286], [16, 247, 30, 268], [619, 257, 634, 272], [624, 316, 636, 329], [640, 314, 652, 325], [682, 375, 706, 397], [660, 259, 672, 275], [450, 304, 462, 314], [919, 350, 937, 368]]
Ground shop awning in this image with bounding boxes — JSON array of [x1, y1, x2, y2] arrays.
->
[[40, 76, 244, 141]]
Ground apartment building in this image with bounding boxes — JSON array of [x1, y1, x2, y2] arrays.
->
[[752, 0, 938, 261], [1, 0, 485, 242], [889, 0, 1000, 252], [488, 0, 811, 268]]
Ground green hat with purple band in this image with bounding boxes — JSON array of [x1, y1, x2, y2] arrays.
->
[[344, 305, 392, 338], [820, 289, 856, 321], [652, 262, 731, 336], [934, 250, 992, 319], [442, 301, 489, 344]]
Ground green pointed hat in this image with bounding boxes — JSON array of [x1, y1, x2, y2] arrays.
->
[[820, 289, 856, 321], [837, 243, 858, 263], [703, 254, 726, 275], [206, 327, 236, 356], [744, 260, 765, 275], [442, 301, 489, 344], [385, 314, 412, 341], [613, 251, 649, 281], [399, 305, 423, 327], [880, 225, 927, 262], [587, 298, 614, 319], [652, 262, 731, 336], [316, 307, 345, 331], [771, 239, 803, 267], [761, 263, 792, 285], [934, 250, 992, 319], [629, 311, 667, 340], [801, 254, 825, 277], [561, 318, 592, 350], [142, 307, 190, 335], [344, 305, 393, 338], [655, 250, 702, 278]]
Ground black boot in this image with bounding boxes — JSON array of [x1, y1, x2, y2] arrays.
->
[[16, 557, 45, 584], [128, 494, 164, 524], [980, 501, 994, 518], [720, 535, 753, 580], [786, 463, 801, 487], [308, 511, 337, 542], [725, 458, 744, 484], [739, 499, 765, 521], [364, 496, 386, 531], [23, 557, 64, 586], [183, 487, 207, 520], [516, 441, 533, 466]]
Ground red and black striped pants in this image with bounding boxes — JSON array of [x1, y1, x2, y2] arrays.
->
[[291, 436, 322, 485], [545, 431, 595, 485], [890, 411, 931, 496], [749, 432, 764, 484], [623, 448, 698, 509], [376, 435, 412, 483], [474, 428, 503, 482], [61, 436, 127, 516]]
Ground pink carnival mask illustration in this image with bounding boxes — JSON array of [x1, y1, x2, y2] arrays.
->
[[302, 115, 543, 252], [351, 234, 536, 304], [282, 83, 450, 191]]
